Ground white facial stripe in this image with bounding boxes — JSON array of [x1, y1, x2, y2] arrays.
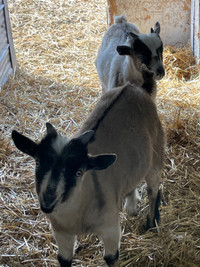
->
[[39, 169, 65, 208], [51, 135, 70, 155], [55, 176, 65, 201], [39, 170, 52, 200]]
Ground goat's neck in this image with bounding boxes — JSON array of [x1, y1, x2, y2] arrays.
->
[[123, 57, 143, 86], [142, 78, 157, 103]]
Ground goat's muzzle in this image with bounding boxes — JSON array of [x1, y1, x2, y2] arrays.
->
[[40, 204, 55, 214], [155, 66, 165, 80]]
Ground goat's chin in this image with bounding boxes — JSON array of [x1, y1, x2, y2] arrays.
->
[[155, 74, 164, 81]]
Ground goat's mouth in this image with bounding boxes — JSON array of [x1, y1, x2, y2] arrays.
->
[[40, 200, 59, 214], [40, 205, 55, 214], [155, 72, 165, 80], [40, 195, 64, 214], [147, 65, 165, 80], [155, 67, 165, 80]]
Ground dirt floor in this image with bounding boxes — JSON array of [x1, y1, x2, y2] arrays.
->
[[0, 0, 200, 266]]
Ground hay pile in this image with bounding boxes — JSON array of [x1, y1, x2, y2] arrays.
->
[[0, 0, 200, 266], [164, 46, 199, 80]]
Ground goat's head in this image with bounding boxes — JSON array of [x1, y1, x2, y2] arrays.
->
[[117, 22, 165, 80], [12, 123, 116, 214]]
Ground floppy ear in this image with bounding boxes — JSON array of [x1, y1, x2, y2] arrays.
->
[[12, 130, 38, 158], [151, 21, 160, 35], [88, 154, 117, 170], [117, 45, 132, 56]]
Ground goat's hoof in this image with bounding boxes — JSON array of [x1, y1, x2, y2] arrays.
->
[[145, 216, 159, 232], [104, 250, 119, 267], [57, 255, 72, 267]]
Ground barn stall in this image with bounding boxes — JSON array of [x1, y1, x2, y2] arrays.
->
[[0, 0, 200, 266]]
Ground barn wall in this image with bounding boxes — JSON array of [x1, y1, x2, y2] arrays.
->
[[0, 0, 16, 89], [107, 0, 192, 47]]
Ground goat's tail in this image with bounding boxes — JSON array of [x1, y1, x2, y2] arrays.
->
[[114, 14, 127, 24]]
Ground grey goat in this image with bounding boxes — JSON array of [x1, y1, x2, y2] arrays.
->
[[95, 15, 165, 99], [12, 67, 165, 267]]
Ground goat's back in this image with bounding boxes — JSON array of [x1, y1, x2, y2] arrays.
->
[[95, 15, 141, 91], [96, 15, 140, 65], [100, 15, 140, 50], [80, 83, 165, 195]]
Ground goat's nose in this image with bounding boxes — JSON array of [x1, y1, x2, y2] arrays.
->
[[157, 66, 165, 77]]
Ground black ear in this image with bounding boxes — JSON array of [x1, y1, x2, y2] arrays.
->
[[88, 154, 117, 170], [12, 130, 38, 158], [117, 46, 132, 56], [152, 22, 160, 35], [77, 130, 95, 146], [46, 122, 57, 135]]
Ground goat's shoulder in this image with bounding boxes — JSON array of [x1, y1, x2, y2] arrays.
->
[[80, 86, 125, 133], [121, 82, 152, 101], [123, 83, 159, 117]]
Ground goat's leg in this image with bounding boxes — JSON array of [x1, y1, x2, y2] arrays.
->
[[99, 220, 121, 267], [124, 188, 140, 216], [145, 169, 162, 230], [53, 230, 75, 267]]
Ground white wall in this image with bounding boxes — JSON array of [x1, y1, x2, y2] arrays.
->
[[107, 0, 191, 47]]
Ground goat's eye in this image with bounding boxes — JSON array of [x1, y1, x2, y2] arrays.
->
[[138, 54, 144, 60], [75, 169, 83, 177], [36, 160, 40, 168]]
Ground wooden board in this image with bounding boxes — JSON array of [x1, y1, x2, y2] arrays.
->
[[0, 0, 17, 89], [107, 0, 192, 47]]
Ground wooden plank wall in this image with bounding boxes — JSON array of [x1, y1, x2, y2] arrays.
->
[[0, 0, 17, 89]]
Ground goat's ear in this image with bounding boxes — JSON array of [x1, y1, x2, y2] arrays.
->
[[151, 22, 160, 35], [12, 130, 38, 158], [128, 32, 138, 40], [88, 154, 117, 170], [46, 122, 57, 135], [77, 130, 95, 146], [117, 45, 132, 56]]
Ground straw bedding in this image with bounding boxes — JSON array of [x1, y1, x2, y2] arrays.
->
[[0, 0, 200, 266]]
